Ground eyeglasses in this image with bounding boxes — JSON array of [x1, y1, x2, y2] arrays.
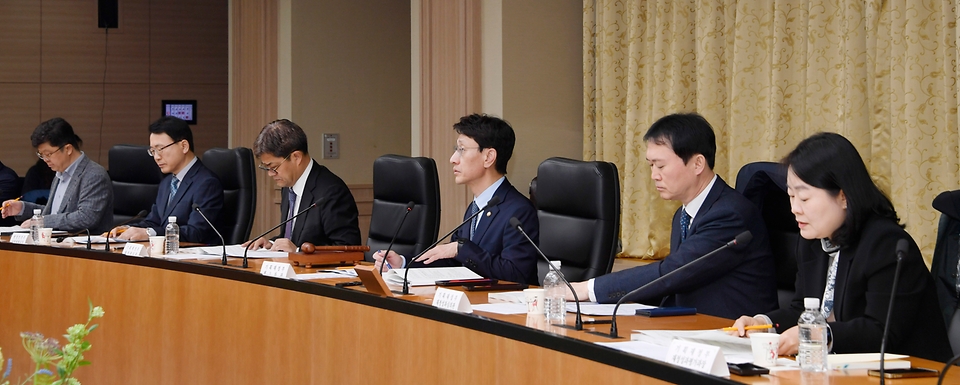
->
[[257, 154, 290, 173], [452, 145, 482, 157], [147, 141, 180, 157], [36, 146, 64, 160]]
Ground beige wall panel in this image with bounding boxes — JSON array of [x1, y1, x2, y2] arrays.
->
[[104, 0, 151, 84], [39, 83, 108, 164], [502, 1, 584, 190], [0, 1, 40, 83], [42, 0, 110, 83], [150, 0, 228, 85], [0, 84, 41, 174], [150, 84, 229, 155], [290, 0, 411, 185], [100, 84, 151, 154]]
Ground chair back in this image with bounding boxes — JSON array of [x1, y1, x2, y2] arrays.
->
[[109, 144, 164, 226], [535, 157, 620, 283], [735, 161, 799, 310], [931, 190, 960, 354], [365, 155, 441, 261], [202, 147, 257, 244]]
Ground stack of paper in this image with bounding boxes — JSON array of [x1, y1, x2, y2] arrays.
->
[[383, 267, 481, 286], [828, 353, 910, 370]]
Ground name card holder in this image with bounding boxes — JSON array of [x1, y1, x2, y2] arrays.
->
[[664, 339, 729, 377], [260, 261, 296, 279], [9, 233, 30, 244], [432, 287, 472, 313], [122, 243, 148, 257]]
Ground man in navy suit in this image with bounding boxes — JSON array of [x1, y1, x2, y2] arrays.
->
[[244, 119, 361, 252], [570, 113, 777, 319], [112, 116, 224, 244], [375, 114, 539, 285]]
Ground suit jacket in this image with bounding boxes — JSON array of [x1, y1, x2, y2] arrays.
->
[[278, 161, 361, 246], [593, 177, 778, 319], [412, 178, 539, 285], [19, 155, 114, 234], [135, 159, 224, 245], [768, 217, 953, 362]]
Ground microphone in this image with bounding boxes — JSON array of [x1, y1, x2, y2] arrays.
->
[[607, 231, 753, 338], [378, 201, 415, 275], [106, 209, 148, 250], [879, 238, 908, 384], [243, 202, 318, 268], [510, 216, 583, 330], [400, 195, 502, 295], [193, 203, 227, 266]]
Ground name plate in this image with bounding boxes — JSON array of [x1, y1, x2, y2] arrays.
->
[[664, 339, 728, 377], [121, 243, 148, 257], [260, 261, 296, 279], [10, 233, 30, 244], [432, 287, 472, 313]]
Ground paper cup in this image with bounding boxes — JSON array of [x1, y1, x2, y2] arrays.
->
[[750, 332, 780, 367], [149, 236, 165, 256], [523, 288, 546, 314], [38, 228, 53, 246]]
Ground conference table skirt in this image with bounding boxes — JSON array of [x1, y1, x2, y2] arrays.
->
[[0, 242, 950, 384]]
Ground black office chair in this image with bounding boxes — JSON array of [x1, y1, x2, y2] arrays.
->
[[534, 157, 620, 284], [202, 147, 257, 245], [735, 161, 799, 310], [364, 155, 441, 262], [932, 190, 960, 355], [109, 144, 164, 226]]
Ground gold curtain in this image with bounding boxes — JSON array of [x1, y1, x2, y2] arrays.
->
[[585, 0, 960, 265]]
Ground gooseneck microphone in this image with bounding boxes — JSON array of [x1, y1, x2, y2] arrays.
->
[[106, 209, 148, 251], [607, 231, 753, 338], [510, 217, 583, 331], [400, 195, 502, 295], [56, 228, 92, 250], [192, 203, 227, 266], [378, 201, 415, 275], [243, 202, 318, 268], [879, 238, 908, 384]]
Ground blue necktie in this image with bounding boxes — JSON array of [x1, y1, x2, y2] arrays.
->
[[168, 177, 179, 205], [467, 201, 479, 240], [680, 209, 691, 242], [285, 189, 297, 238]]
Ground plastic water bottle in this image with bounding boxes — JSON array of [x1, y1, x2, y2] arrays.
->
[[798, 297, 829, 372], [30, 209, 43, 245], [544, 260, 566, 323], [164, 216, 179, 255]]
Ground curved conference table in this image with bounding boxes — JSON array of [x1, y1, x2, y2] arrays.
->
[[0, 241, 952, 384]]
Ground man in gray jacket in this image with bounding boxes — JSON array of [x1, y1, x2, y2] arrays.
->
[[1, 118, 114, 234]]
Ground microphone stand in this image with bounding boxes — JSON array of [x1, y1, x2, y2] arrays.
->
[[400, 196, 501, 295], [379, 201, 415, 275], [879, 239, 908, 384], [510, 217, 583, 330], [243, 202, 318, 269], [193, 203, 227, 265], [603, 231, 752, 338]]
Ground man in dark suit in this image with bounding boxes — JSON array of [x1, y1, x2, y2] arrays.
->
[[375, 114, 539, 285], [569, 113, 778, 319], [2, 118, 114, 234], [112, 116, 224, 244], [244, 119, 361, 252]]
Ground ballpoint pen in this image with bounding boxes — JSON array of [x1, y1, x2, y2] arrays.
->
[[721, 324, 774, 332], [2, 196, 21, 210]]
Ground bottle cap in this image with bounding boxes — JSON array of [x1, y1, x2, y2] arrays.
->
[[168, 216, 176, 223], [804, 297, 820, 309], [33, 209, 41, 215], [549, 260, 562, 269]]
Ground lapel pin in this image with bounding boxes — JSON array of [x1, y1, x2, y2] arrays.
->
[[486, 212, 491, 217]]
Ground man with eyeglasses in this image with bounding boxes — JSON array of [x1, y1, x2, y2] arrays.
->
[[108, 116, 224, 244], [1, 117, 114, 233], [242, 119, 360, 252], [374, 114, 539, 285]]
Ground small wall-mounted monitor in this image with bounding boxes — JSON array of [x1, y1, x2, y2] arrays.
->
[[161, 100, 197, 124]]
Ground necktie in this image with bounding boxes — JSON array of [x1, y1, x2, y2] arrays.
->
[[467, 201, 479, 240], [285, 189, 297, 238], [168, 177, 179, 205], [820, 239, 841, 319], [679, 209, 691, 241]]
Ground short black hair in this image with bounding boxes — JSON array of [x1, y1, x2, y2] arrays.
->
[[149, 116, 195, 152], [453, 114, 515, 175], [783, 132, 899, 247], [31, 117, 82, 150], [642, 113, 716, 169], [253, 119, 309, 158]]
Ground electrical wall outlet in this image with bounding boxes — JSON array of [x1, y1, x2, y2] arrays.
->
[[323, 133, 339, 159]]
